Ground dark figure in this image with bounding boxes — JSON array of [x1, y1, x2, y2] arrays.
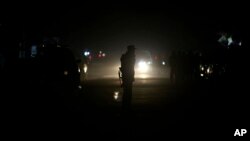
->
[[120, 45, 136, 112]]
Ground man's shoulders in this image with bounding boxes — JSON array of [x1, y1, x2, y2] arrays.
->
[[121, 54, 126, 59]]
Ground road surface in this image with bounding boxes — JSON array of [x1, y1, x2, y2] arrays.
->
[[65, 78, 248, 139], [2, 76, 248, 139]]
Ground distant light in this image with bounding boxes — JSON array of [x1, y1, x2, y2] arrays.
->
[[201, 67, 204, 71], [102, 53, 106, 57], [228, 36, 233, 46], [99, 51, 102, 54], [207, 68, 210, 74], [200, 73, 204, 77], [239, 42, 242, 46], [78, 67, 81, 73], [64, 70, 68, 75], [113, 91, 119, 101], [83, 64, 88, 73], [147, 61, 152, 65], [200, 65, 204, 71], [162, 61, 166, 65], [84, 51, 90, 56], [78, 85, 82, 89], [84, 52, 87, 56]]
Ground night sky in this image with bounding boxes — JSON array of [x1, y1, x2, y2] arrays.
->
[[1, 2, 248, 58]]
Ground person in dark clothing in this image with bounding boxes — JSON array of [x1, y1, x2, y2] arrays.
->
[[120, 45, 136, 113]]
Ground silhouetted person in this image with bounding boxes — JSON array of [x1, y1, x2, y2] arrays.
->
[[120, 45, 136, 113]]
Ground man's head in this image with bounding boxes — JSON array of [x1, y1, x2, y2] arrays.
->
[[127, 45, 136, 52]]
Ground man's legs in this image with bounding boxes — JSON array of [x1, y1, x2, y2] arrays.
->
[[122, 83, 132, 112]]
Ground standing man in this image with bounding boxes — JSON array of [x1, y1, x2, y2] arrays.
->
[[120, 45, 136, 113]]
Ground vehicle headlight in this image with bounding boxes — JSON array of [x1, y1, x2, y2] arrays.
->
[[138, 61, 149, 73]]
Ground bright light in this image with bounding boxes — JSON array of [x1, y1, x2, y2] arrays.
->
[[228, 36, 233, 46], [138, 61, 149, 73], [200, 65, 204, 71], [207, 68, 210, 74], [102, 53, 106, 57], [84, 52, 88, 56], [200, 73, 204, 77], [113, 91, 119, 101], [83, 64, 88, 73], [84, 51, 90, 56], [78, 85, 82, 89], [201, 67, 204, 71], [78, 67, 81, 73], [162, 61, 166, 65]]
